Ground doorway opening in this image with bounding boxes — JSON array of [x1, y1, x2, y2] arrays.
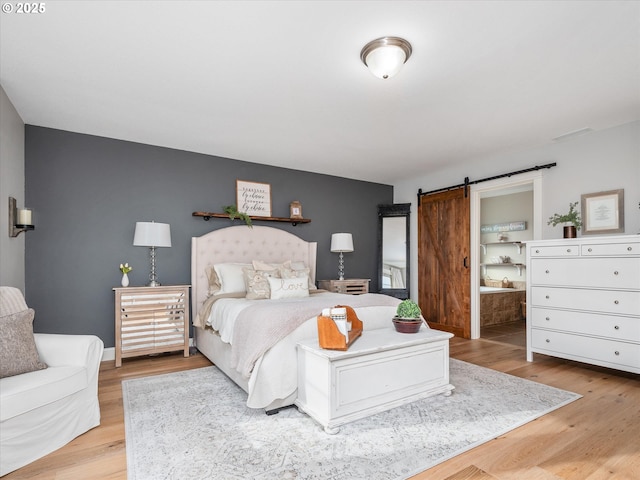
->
[[469, 171, 543, 343]]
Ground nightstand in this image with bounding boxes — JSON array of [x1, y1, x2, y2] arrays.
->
[[113, 285, 190, 367], [317, 279, 370, 295]]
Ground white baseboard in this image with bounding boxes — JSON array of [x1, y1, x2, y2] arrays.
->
[[101, 338, 194, 363], [102, 347, 115, 362]]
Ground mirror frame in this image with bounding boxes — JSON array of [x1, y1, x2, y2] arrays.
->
[[377, 203, 411, 299]]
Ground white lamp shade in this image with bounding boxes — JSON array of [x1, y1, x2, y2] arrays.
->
[[331, 233, 354, 253], [364, 44, 407, 79], [133, 222, 172, 247]]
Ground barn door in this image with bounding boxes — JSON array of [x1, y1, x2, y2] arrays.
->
[[418, 187, 471, 338]]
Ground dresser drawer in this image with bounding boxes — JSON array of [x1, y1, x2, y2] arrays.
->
[[531, 307, 640, 342], [531, 329, 640, 370], [581, 241, 640, 257], [529, 244, 579, 257], [530, 287, 640, 316], [530, 258, 640, 289]]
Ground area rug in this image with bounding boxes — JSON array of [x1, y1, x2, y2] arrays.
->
[[122, 359, 580, 480]]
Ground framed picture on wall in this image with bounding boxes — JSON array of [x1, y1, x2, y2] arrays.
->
[[236, 180, 272, 217], [581, 189, 624, 235]]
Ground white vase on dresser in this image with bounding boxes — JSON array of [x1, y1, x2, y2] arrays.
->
[[525, 235, 640, 374]]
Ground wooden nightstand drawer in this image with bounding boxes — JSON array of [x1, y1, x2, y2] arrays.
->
[[318, 279, 370, 295]]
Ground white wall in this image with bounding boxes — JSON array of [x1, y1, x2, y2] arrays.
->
[[0, 86, 26, 289], [481, 191, 533, 283], [394, 120, 640, 300]]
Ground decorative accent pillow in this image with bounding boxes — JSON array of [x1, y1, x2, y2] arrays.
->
[[214, 263, 251, 294], [0, 308, 48, 378], [268, 276, 310, 300], [243, 267, 279, 300], [283, 261, 317, 290], [280, 266, 310, 284], [205, 266, 221, 296], [251, 259, 278, 271]]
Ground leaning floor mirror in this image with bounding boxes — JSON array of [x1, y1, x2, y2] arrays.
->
[[377, 203, 410, 299]]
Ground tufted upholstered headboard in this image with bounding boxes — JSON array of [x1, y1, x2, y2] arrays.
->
[[191, 225, 317, 317]]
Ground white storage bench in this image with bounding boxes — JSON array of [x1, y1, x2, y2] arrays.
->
[[295, 327, 454, 434]]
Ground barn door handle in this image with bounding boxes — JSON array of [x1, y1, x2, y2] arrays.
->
[[463, 256, 468, 268]]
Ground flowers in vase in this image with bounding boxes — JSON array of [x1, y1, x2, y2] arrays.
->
[[119, 263, 133, 274]]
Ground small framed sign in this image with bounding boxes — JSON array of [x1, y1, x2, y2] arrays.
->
[[236, 180, 272, 217], [581, 189, 624, 235], [290, 200, 303, 219]]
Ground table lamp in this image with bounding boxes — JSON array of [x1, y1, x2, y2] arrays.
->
[[331, 233, 354, 280], [133, 221, 172, 286]]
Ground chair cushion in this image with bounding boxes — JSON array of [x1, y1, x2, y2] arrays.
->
[[0, 309, 48, 378], [0, 286, 29, 316], [0, 365, 87, 421]]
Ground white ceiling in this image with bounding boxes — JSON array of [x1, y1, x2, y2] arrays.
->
[[1, 1, 639, 184]]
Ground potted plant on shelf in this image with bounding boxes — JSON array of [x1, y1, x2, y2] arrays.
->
[[547, 202, 582, 238], [223, 205, 253, 228], [392, 299, 424, 333]]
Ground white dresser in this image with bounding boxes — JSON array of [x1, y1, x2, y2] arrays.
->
[[526, 235, 640, 373]]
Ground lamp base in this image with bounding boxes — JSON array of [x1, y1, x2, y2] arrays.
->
[[338, 252, 345, 280], [147, 280, 161, 287]]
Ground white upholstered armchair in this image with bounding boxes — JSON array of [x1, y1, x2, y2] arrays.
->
[[0, 286, 104, 476]]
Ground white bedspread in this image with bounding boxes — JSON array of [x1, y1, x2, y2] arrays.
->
[[206, 292, 401, 378]]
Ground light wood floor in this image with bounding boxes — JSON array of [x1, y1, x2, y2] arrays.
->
[[5, 338, 639, 480], [481, 320, 526, 347]]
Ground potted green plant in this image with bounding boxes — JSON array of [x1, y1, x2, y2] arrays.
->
[[547, 202, 582, 238], [223, 205, 253, 228], [392, 299, 424, 333]]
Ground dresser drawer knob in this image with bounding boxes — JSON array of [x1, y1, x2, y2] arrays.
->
[[628, 246, 633, 251], [614, 325, 620, 330], [545, 295, 550, 299], [587, 248, 592, 252], [545, 270, 550, 274], [614, 351, 620, 356], [613, 271, 619, 275], [545, 317, 550, 321], [614, 300, 619, 305], [566, 249, 571, 253], [535, 249, 540, 254], [546, 339, 550, 343]]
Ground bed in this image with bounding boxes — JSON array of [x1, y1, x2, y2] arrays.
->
[[191, 225, 402, 412]]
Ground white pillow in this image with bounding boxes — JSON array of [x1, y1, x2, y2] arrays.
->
[[268, 276, 309, 299], [205, 266, 221, 296], [214, 263, 251, 294]]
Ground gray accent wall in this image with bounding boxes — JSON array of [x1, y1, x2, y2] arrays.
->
[[25, 126, 393, 347]]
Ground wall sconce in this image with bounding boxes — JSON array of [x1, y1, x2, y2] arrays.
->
[[8, 197, 35, 237]]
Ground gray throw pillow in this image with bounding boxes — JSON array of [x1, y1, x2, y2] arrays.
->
[[0, 308, 48, 378]]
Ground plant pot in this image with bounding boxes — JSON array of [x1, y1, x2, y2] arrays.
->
[[563, 226, 577, 238], [392, 317, 422, 334]]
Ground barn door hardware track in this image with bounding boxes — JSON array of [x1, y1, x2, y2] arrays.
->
[[417, 162, 557, 204]]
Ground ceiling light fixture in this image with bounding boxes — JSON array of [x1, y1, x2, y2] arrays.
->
[[360, 36, 412, 79]]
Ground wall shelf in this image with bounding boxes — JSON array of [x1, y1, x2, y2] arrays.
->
[[480, 241, 523, 255], [192, 211, 311, 226], [480, 263, 525, 276]]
